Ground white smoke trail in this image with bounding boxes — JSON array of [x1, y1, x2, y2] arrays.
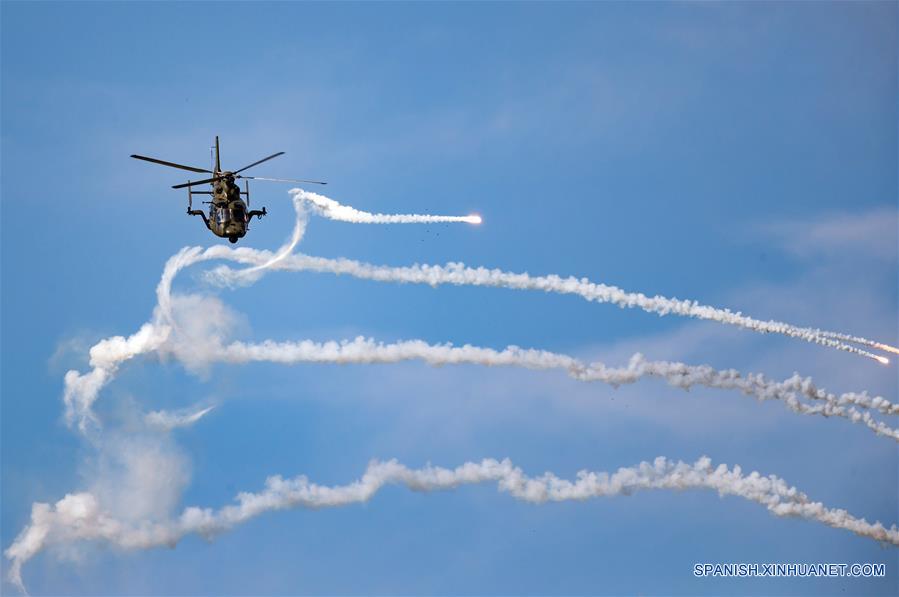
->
[[294, 188, 481, 224], [204, 239, 893, 364], [6, 455, 897, 592], [814, 330, 899, 357], [209, 336, 899, 441], [70, 299, 899, 441]]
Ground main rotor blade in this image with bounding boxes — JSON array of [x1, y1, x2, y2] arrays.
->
[[172, 176, 219, 189], [241, 175, 327, 185], [131, 154, 213, 174], [232, 152, 285, 174]]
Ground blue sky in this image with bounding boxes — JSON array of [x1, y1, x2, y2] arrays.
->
[[1, 2, 897, 595]]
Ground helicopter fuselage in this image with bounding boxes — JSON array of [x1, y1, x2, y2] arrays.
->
[[132, 136, 321, 243], [207, 174, 249, 242]]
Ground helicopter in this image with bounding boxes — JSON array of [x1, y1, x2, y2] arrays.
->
[[131, 136, 326, 243]]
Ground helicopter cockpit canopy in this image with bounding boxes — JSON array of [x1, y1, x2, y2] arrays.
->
[[215, 204, 247, 224]]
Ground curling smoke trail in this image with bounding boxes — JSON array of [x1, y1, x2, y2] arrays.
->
[[211, 337, 899, 441], [62, 192, 479, 433], [6, 455, 897, 592], [63, 194, 310, 434], [295, 188, 481, 224]]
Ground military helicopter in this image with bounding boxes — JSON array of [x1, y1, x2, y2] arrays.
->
[[132, 136, 325, 243]]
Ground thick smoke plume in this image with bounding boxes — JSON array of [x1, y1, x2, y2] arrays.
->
[[6, 454, 897, 593]]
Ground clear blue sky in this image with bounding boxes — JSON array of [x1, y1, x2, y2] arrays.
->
[[2, 2, 897, 595]]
